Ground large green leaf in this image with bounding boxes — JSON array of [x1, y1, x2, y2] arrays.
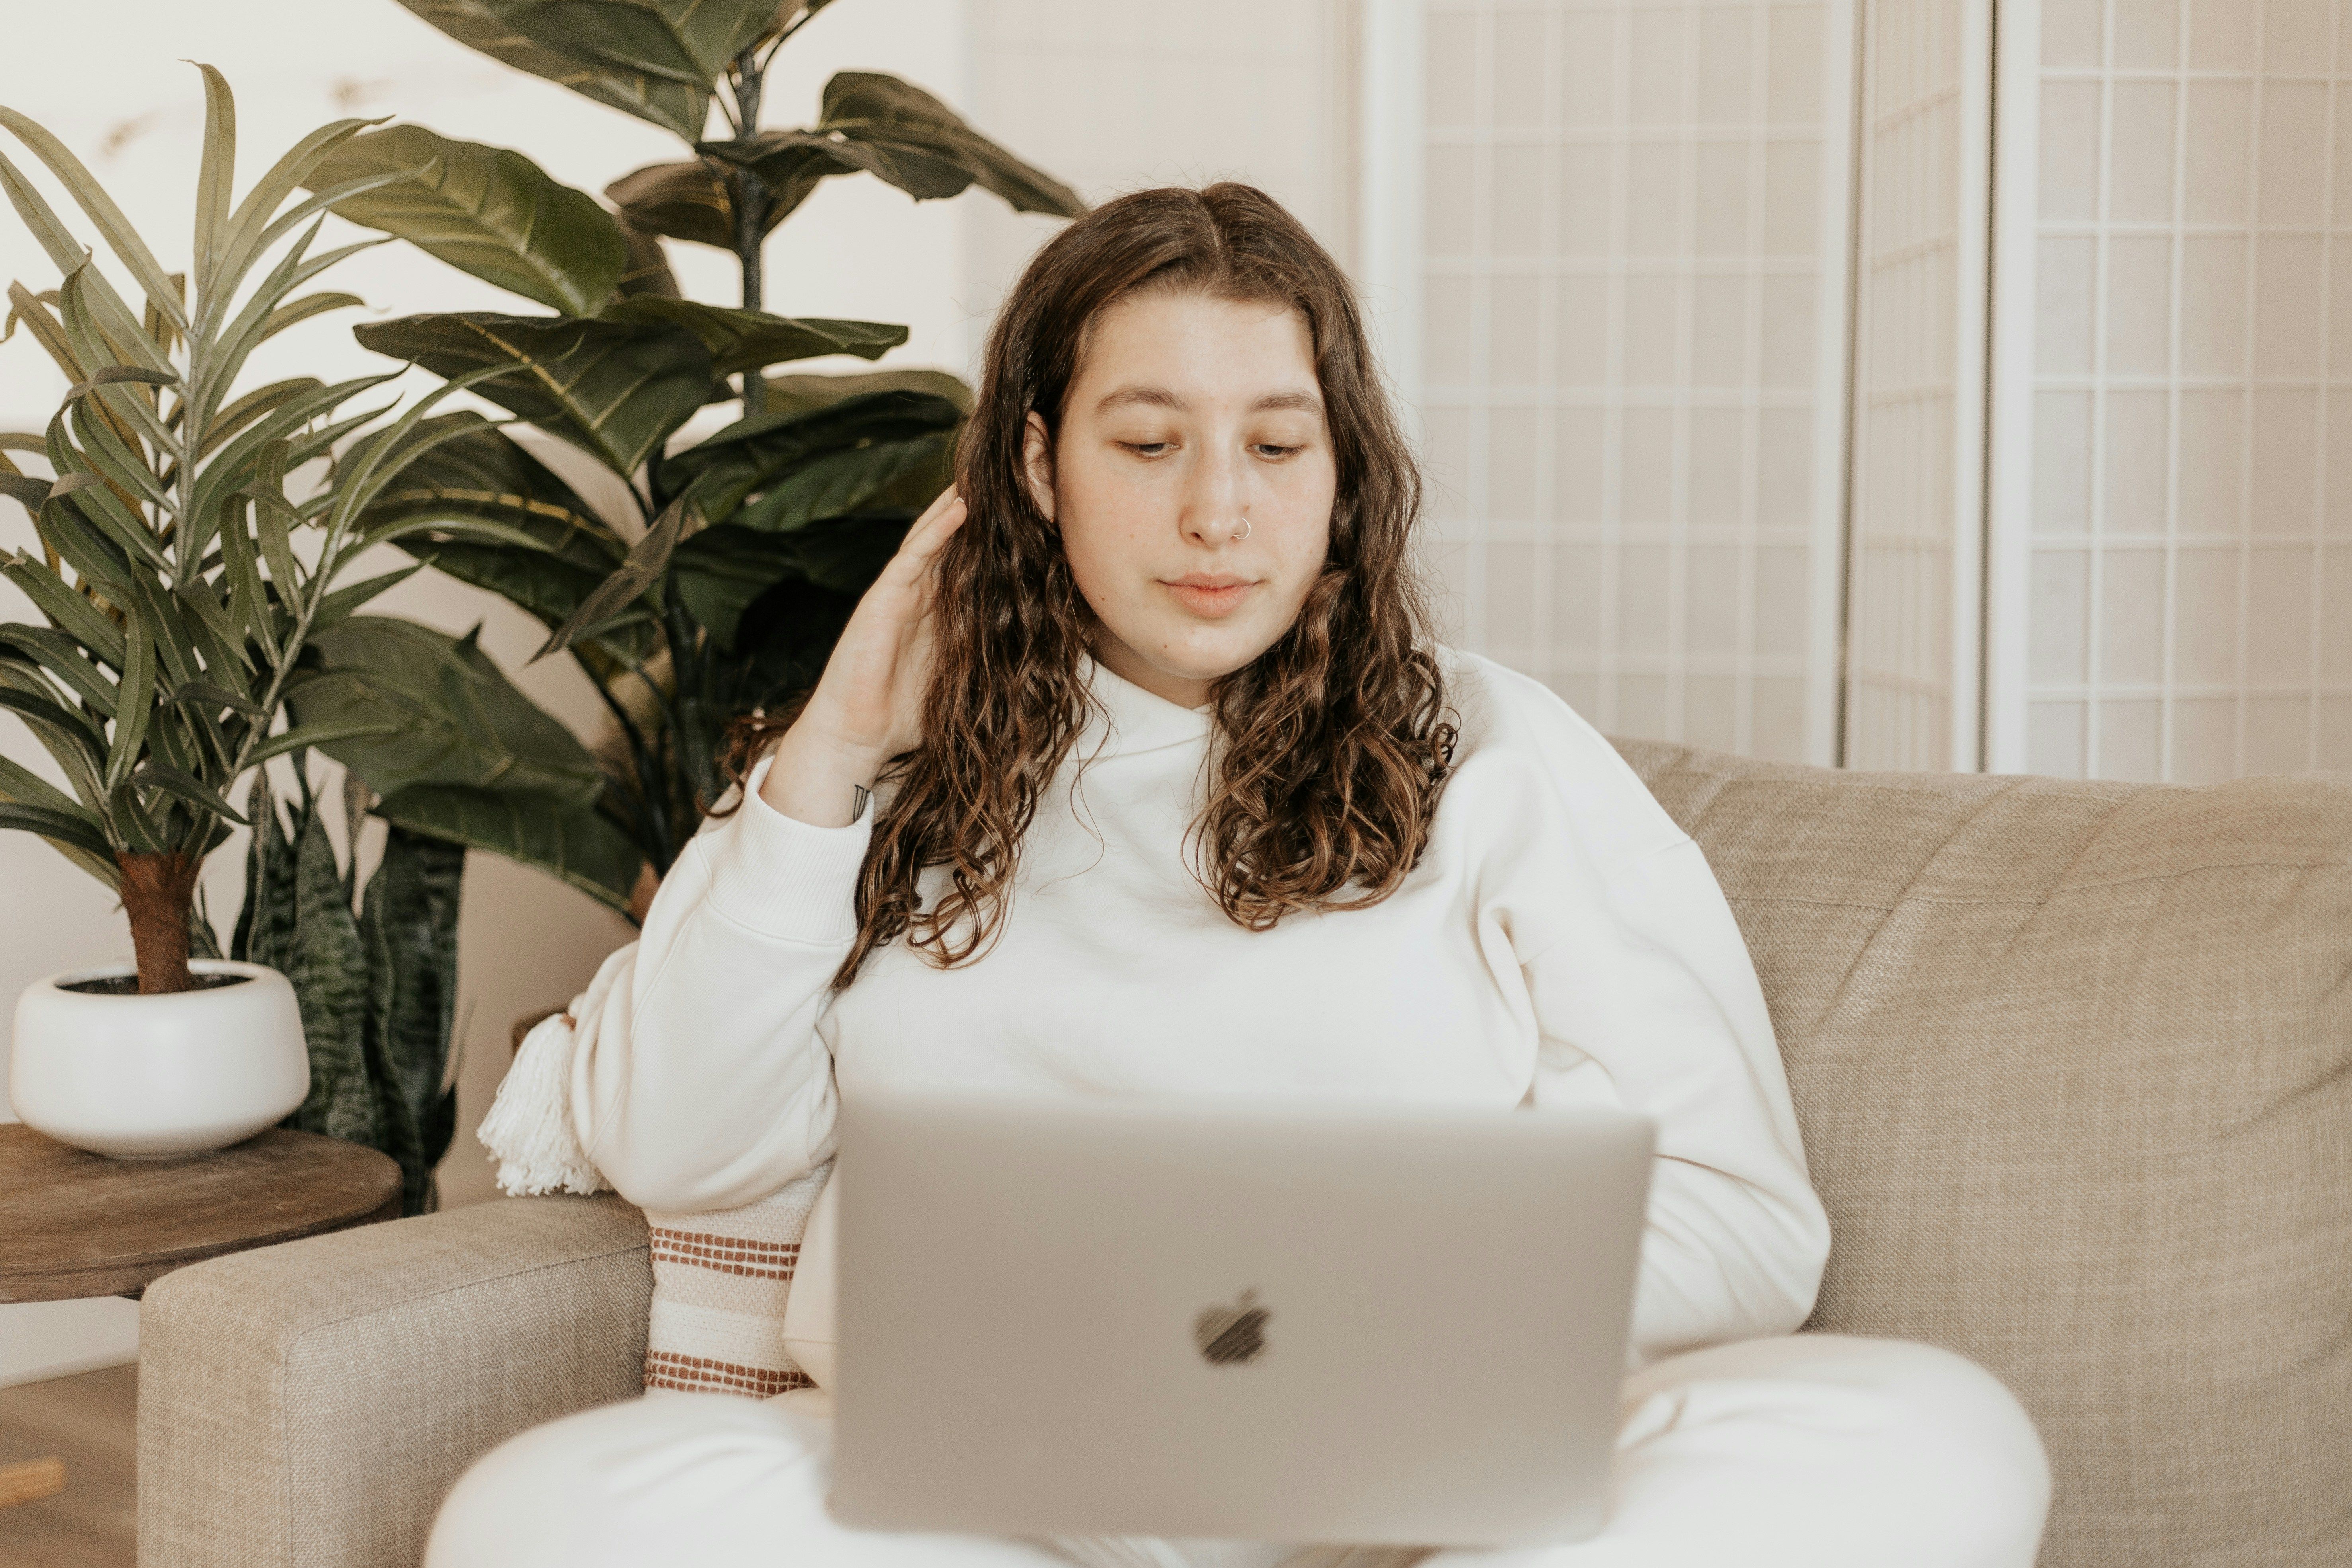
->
[[392, 0, 711, 141], [612, 209, 680, 299], [349, 416, 660, 665], [508, 0, 785, 90], [354, 311, 714, 476], [671, 512, 908, 648], [605, 157, 744, 250], [660, 387, 962, 524], [287, 616, 606, 804], [736, 427, 953, 533], [601, 296, 904, 376], [376, 781, 640, 911], [763, 367, 972, 417], [539, 495, 690, 658], [351, 412, 627, 570], [303, 126, 627, 317], [703, 71, 1085, 226]]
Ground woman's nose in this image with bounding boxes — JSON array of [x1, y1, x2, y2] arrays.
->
[[1180, 443, 1250, 545]]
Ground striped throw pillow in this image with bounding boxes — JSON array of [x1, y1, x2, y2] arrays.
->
[[484, 994, 835, 1401], [640, 1160, 834, 1397]]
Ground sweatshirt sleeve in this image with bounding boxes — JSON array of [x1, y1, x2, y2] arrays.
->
[[1464, 664, 1831, 1372], [564, 752, 872, 1213]]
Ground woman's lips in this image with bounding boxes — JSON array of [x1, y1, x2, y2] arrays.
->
[[1161, 580, 1252, 617]]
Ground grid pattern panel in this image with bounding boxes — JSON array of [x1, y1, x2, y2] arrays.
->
[[1419, 0, 1852, 763], [2027, 0, 2352, 780], [1845, 0, 1985, 770]]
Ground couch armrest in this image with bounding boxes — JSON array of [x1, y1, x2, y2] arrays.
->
[[137, 1193, 650, 1568]]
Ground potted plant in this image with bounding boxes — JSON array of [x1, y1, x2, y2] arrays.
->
[[0, 70, 516, 1175], [271, 0, 1082, 914]]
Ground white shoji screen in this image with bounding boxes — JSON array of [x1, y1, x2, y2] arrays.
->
[[1843, 0, 1993, 771], [1409, 0, 1856, 763], [1992, 0, 2352, 780]]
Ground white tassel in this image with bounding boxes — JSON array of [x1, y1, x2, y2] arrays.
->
[[480, 1008, 609, 1197]]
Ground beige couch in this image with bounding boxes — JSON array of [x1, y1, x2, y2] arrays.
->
[[134, 741, 2352, 1568]]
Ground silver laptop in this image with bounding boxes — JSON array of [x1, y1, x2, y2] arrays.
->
[[829, 1090, 1655, 1547]]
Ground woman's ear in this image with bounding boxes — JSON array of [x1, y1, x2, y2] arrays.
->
[[1021, 410, 1057, 523]]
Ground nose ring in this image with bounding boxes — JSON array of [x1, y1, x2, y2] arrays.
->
[[1234, 516, 1252, 543]]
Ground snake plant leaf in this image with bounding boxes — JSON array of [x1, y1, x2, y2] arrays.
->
[[357, 822, 466, 1214], [600, 296, 905, 376], [612, 209, 681, 299], [304, 127, 627, 317], [231, 768, 296, 982], [277, 792, 386, 1152], [660, 387, 962, 525], [605, 157, 753, 250], [537, 495, 691, 660], [703, 72, 1086, 227], [354, 311, 714, 476], [392, 0, 712, 142], [289, 616, 606, 805], [374, 781, 640, 912]]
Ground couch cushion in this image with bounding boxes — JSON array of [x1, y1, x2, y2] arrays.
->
[[1615, 740, 2351, 1568]]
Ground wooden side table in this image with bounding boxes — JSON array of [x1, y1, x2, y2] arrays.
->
[[0, 1123, 402, 1302]]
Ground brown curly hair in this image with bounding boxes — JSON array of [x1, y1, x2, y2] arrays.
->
[[725, 182, 1456, 987]]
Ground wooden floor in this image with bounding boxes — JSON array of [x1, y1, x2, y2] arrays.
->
[[0, 1363, 136, 1568]]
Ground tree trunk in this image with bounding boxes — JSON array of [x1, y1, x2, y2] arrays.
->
[[117, 851, 202, 994]]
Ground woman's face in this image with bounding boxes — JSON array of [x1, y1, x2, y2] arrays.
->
[[1024, 289, 1337, 709]]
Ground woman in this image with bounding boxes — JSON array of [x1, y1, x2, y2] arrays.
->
[[427, 184, 2050, 1568]]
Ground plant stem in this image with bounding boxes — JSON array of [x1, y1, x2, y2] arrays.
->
[[731, 46, 770, 416], [119, 849, 201, 993]]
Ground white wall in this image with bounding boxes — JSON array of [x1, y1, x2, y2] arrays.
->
[[0, 0, 972, 1385]]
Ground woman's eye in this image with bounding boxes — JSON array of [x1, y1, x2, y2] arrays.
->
[[1253, 443, 1300, 459], [1122, 441, 1172, 457]]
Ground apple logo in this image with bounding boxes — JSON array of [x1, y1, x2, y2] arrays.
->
[[1194, 1289, 1271, 1365]]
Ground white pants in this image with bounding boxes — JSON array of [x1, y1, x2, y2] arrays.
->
[[425, 1333, 2051, 1568]]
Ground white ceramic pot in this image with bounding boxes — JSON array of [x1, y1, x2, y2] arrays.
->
[[10, 959, 310, 1157]]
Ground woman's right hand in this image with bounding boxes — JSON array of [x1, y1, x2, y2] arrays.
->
[[759, 487, 969, 827]]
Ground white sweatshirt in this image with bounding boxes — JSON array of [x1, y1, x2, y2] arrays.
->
[[562, 648, 1831, 1371]]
